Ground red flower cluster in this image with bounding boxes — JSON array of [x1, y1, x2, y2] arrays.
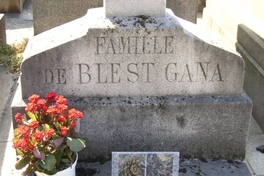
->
[[12, 92, 87, 175], [13, 92, 84, 153]]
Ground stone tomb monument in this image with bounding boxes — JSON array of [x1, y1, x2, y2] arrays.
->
[[12, 0, 252, 161]]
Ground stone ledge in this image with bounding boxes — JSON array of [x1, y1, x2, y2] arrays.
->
[[237, 24, 264, 69]]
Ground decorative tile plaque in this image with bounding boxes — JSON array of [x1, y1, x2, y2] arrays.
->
[[112, 152, 179, 176]]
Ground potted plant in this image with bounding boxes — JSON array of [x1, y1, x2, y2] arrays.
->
[[12, 92, 87, 175]]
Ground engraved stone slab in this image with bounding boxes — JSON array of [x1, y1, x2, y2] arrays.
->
[[104, 0, 166, 17], [112, 152, 179, 176], [20, 8, 245, 99]]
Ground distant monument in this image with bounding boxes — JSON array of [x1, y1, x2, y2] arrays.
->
[[12, 0, 252, 161]]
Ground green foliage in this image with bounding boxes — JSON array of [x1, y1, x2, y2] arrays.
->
[[67, 137, 87, 153], [40, 154, 56, 172], [0, 38, 28, 73], [15, 156, 31, 170], [0, 43, 21, 72]]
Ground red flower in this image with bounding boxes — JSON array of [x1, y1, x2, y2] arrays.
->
[[28, 144, 34, 151], [28, 94, 40, 103], [57, 115, 66, 123], [45, 129, 54, 140], [57, 104, 68, 113], [13, 137, 32, 151], [25, 103, 38, 112], [15, 113, 23, 124], [46, 105, 58, 115], [61, 126, 68, 136], [37, 99, 46, 107], [32, 131, 44, 142], [45, 92, 57, 103], [68, 109, 84, 119], [28, 121, 39, 129], [71, 121, 77, 127], [55, 95, 68, 105], [17, 125, 30, 137]]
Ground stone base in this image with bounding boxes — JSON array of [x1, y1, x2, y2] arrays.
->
[[11, 84, 252, 161]]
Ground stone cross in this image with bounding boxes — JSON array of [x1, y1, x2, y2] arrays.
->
[[104, 0, 166, 17]]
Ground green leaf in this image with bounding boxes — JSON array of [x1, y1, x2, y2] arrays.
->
[[26, 111, 36, 121], [16, 149, 23, 155], [24, 164, 34, 176], [67, 137, 86, 152], [15, 156, 31, 170], [66, 148, 73, 158], [43, 124, 51, 130], [39, 154, 56, 171], [53, 145, 64, 168], [61, 158, 71, 164]]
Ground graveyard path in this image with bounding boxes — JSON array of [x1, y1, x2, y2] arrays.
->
[[0, 66, 18, 175], [0, 0, 33, 175]]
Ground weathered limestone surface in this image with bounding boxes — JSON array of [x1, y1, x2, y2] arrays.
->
[[0, 14, 6, 44], [105, 0, 166, 17], [73, 94, 252, 160], [21, 8, 244, 99], [13, 8, 252, 160]]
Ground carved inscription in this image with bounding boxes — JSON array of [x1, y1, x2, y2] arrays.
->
[[43, 36, 225, 87], [45, 69, 67, 84], [44, 62, 224, 85], [95, 36, 174, 54], [165, 62, 223, 82], [77, 62, 155, 84]]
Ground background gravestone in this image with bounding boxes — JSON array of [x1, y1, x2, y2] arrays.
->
[[32, 0, 198, 35], [167, 0, 198, 23], [32, 0, 103, 35], [0, 0, 27, 12], [203, 0, 264, 132], [12, 0, 252, 161], [0, 14, 6, 44]]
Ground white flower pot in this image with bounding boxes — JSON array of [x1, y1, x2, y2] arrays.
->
[[36, 154, 78, 176]]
